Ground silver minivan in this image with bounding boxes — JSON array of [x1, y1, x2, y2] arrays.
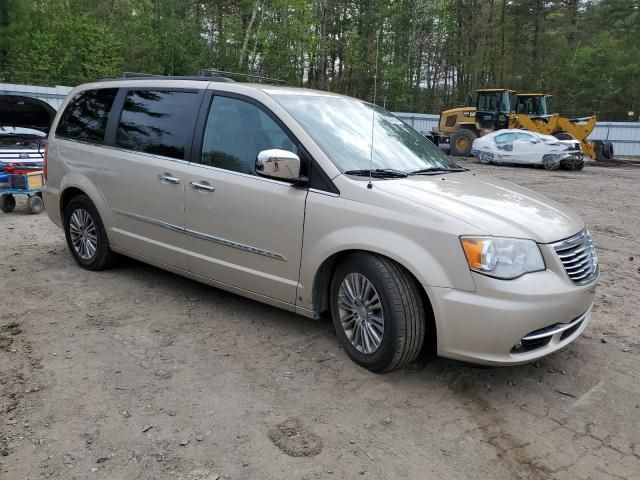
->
[[43, 77, 598, 372]]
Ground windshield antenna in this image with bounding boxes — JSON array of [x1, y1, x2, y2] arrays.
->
[[367, 29, 381, 190]]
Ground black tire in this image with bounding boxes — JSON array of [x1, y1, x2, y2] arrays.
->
[[27, 195, 45, 214], [424, 133, 437, 145], [602, 142, 614, 160], [450, 129, 477, 157], [477, 151, 494, 165], [593, 140, 606, 161], [0, 194, 16, 213], [63, 195, 115, 270], [329, 253, 426, 373], [560, 157, 585, 171], [543, 161, 560, 171]]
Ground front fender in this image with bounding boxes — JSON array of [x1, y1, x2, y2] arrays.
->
[[298, 191, 477, 312]]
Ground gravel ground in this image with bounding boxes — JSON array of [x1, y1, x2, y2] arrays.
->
[[1, 158, 639, 480]]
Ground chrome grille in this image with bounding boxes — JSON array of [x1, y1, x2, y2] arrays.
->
[[552, 229, 598, 285]]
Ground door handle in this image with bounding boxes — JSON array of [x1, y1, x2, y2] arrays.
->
[[189, 181, 215, 192], [157, 173, 181, 184]]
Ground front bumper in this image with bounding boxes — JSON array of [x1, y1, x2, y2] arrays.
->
[[427, 244, 597, 365]]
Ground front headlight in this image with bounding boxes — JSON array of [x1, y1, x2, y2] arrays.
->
[[460, 236, 545, 279]]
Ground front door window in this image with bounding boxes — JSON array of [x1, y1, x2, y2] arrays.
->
[[200, 96, 299, 175]]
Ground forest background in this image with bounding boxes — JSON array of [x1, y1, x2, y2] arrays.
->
[[1, 0, 638, 119]]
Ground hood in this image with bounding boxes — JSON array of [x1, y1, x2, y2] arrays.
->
[[0, 95, 56, 133], [539, 134, 580, 151], [376, 171, 584, 243]]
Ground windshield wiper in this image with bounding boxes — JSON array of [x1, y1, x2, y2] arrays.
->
[[343, 168, 408, 178], [408, 167, 467, 175]]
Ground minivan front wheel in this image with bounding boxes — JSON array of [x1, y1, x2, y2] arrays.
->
[[330, 253, 426, 373], [64, 195, 115, 270]]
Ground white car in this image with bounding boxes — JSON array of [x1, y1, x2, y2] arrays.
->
[[471, 129, 584, 170], [0, 95, 54, 168], [0, 127, 47, 167]]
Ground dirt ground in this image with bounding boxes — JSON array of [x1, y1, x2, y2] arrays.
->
[[1, 158, 639, 480]]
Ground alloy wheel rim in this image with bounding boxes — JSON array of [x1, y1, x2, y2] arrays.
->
[[338, 273, 384, 354], [69, 208, 98, 260]]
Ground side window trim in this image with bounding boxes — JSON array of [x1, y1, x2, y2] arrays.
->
[[104, 88, 126, 147], [190, 90, 214, 164], [192, 91, 339, 195], [108, 87, 205, 161]]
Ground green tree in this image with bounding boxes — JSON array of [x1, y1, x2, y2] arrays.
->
[[0, 0, 637, 119]]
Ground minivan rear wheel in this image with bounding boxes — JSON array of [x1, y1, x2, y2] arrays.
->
[[329, 253, 426, 373], [64, 195, 115, 270]]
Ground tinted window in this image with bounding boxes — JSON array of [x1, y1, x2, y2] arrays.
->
[[200, 96, 298, 175], [116, 90, 201, 161], [56, 89, 117, 143]]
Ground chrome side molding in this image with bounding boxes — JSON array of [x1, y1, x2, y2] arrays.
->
[[112, 209, 286, 261]]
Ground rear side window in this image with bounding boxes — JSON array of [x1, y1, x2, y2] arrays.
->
[[115, 90, 201, 161], [515, 132, 536, 142], [495, 133, 514, 144], [56, 89, 117, 143]]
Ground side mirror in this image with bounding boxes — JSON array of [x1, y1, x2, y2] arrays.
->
[[256, 149, 303, 182]]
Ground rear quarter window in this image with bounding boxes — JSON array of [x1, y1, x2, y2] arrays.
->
[[55, 89, 118, 144], [115, 90, 202, 161], [514, 132, 536, 141]]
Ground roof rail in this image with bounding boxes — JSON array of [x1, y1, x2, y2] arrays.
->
[[100, 72, 235, 83], [101, 70, 285, 84], [199, 69, 287, 85], [122, 72, 164, 78]]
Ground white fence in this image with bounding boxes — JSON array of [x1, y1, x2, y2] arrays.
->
[[393, 113, 440, 134], [394, 112, 640, 157], [0, 83, 72, 110]]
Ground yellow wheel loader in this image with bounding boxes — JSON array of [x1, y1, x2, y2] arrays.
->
[[510, 93, 612, 160], [428, 89, 613, 160], [428, 89, 515, 156]]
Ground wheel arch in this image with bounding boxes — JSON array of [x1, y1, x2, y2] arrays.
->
[[58, 178, 113, 235], [311, 249, 437, 355], [60, 186, 87, 222], [456, 124, 480, 135]]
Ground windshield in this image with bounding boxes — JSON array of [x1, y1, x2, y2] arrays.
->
[[477, 91, 512, 115], [271, 93, 460, 173], [500, 91, 512, 114], [516, 96, 550, 116], [537, 96, 550, 116], [509, 92, 517, 113]]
